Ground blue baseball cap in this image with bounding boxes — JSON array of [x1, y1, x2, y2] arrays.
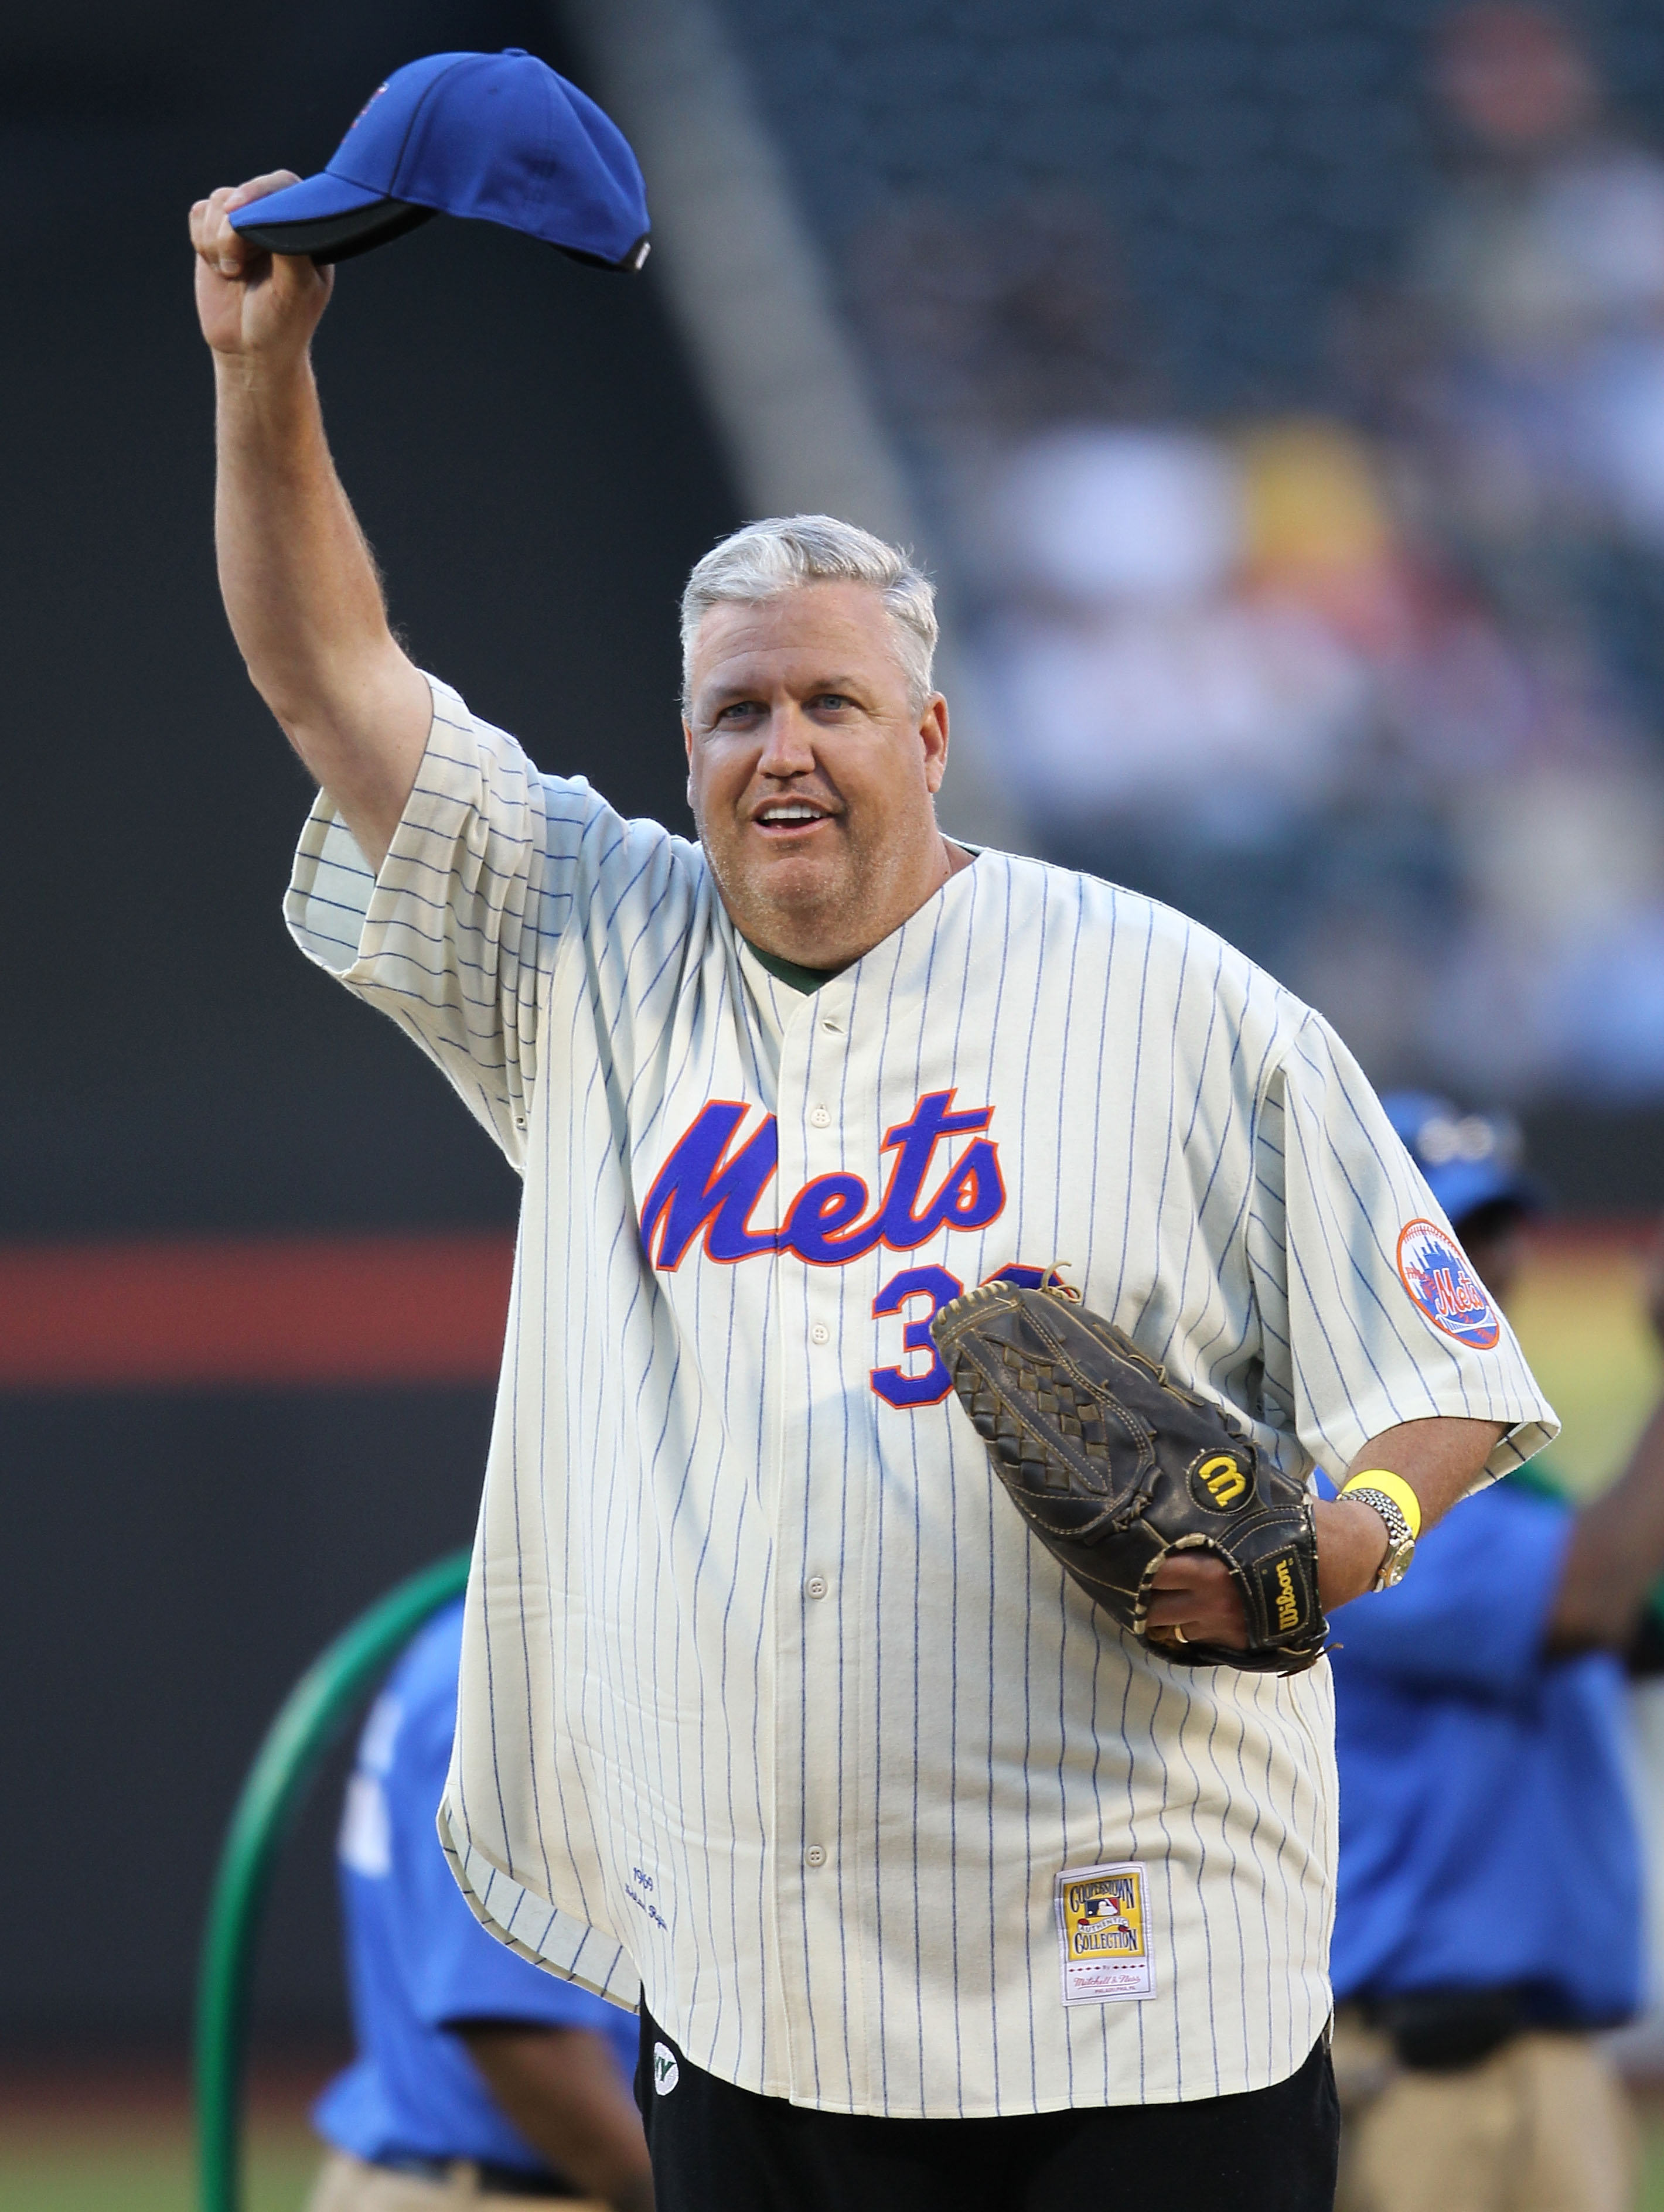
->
[[229, 50, 649, 270], [1382, 1091, 1540, 1232]]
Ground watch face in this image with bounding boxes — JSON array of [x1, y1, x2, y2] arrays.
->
[[1352, 1489, 1415, 1591]]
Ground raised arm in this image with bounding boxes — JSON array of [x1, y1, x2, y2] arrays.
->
[[191, 175, 431, 872]]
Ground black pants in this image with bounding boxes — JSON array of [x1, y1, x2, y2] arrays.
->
[[636, 2007, 1338, 2212]]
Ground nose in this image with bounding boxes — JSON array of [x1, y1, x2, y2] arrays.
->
[[755, 701, 817, 779]]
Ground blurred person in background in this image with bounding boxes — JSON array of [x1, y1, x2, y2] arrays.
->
[[977, 377, 1664, 1103], [1229, 417, 1664, 1106], [310, 1596, 652, 2212], [972, 419, 1372, 984], [848, 194, 1151, 501], [971, 414, 1495, 1070], [1392, 3, 1664, 698], [1329, 1096, 1664, 2212], [1399, 3, 1664, 1106]]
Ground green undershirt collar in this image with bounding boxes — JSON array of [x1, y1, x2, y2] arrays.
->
[[740, 851, 980, 993], [742, 937, 848, 995]]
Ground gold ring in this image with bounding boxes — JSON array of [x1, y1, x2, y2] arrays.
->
[[1171, 1624, 1188, 1646]]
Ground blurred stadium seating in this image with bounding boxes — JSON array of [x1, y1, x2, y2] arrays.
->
[[717, 0, 1664, 1115]]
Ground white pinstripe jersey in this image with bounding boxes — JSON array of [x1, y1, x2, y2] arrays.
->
[[287, 678, 1557, 2119]]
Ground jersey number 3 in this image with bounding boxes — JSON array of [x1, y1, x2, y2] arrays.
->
[[869, 1266, 962, 1408], [868, 1261, 1064, 1410]]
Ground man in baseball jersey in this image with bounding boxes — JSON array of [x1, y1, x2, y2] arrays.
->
[[195, 175, 1557, 2212]]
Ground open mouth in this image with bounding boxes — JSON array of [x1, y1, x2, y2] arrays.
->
[[752, 801, 834, 837]]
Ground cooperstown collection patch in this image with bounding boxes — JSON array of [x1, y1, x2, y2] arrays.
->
[[1055, 1862, 1155, 2005], [1395, 1219, 1501, 1350]]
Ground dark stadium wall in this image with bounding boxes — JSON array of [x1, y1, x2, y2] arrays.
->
[[0, 0, 738, 2047], [0, 2, 735, 1245]]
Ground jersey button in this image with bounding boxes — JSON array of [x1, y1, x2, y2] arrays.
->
[[811, 1323, 830, 1344], [810, 1104, 831, 1127], [804, 1844, 827, 1868], [821, 1018, 841, 1034], [806, 1575, 828, 1600]]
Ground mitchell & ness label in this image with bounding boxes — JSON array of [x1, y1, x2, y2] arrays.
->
[[1055, 1862, 1155, 2005]]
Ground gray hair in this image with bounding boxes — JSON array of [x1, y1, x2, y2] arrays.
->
[[680, 515, 938, 714]]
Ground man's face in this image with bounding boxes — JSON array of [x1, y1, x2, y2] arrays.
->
[[683, 581, 951, 966]]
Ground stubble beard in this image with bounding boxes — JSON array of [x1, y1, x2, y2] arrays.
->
[[697, 810, 889, 963]]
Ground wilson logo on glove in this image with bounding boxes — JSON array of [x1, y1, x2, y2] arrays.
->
[[1191, 1454, 1249, 1511], [1274, 1556, 1301, 1633]]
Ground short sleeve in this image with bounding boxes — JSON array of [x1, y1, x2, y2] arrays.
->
[[284, 675, 681, 1166], [1249, 1010, 1557, 1482], [1323, 1477, 1572, 1697]]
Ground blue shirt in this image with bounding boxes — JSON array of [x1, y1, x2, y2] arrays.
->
[[1327, 1474, 1643, 2026], [315, 1599, 640, 2174]]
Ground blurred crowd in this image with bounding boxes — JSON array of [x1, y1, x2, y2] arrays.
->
[[855, 2, 1664, 1104]]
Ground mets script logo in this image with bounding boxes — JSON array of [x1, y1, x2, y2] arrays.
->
[[1395, 1219, 1500, 1350], [640, 1090, 1006, 1409], [640, 1090, 1004, 1269]]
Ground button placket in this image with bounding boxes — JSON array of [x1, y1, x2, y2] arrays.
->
[[771, 981, 854, 2057]]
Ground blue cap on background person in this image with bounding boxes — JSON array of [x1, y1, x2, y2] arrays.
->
[[229, 49, 650, 269], [1382, 1091, 1540, 1234]]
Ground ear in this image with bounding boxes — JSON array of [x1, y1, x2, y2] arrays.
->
[[919, 694, 950, 795]]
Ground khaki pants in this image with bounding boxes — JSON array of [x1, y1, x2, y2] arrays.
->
[[306, 2148, 611, 2212], [1332, 2012, 1639, 2212]]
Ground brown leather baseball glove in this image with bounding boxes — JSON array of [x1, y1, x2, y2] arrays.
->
[[930, 1280, 1327, 1673]]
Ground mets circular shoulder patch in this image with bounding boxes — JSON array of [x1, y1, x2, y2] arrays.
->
[[1395, 1219, 1501, 1349]]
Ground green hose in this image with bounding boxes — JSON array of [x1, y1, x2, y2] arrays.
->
[[195, 1549, 472, 2212]]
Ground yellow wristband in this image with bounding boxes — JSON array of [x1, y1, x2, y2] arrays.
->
[[1340, 1469, 1423, 1538]]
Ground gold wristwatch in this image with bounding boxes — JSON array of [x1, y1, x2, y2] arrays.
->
[[1339, 1470, 1420, 1592]]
